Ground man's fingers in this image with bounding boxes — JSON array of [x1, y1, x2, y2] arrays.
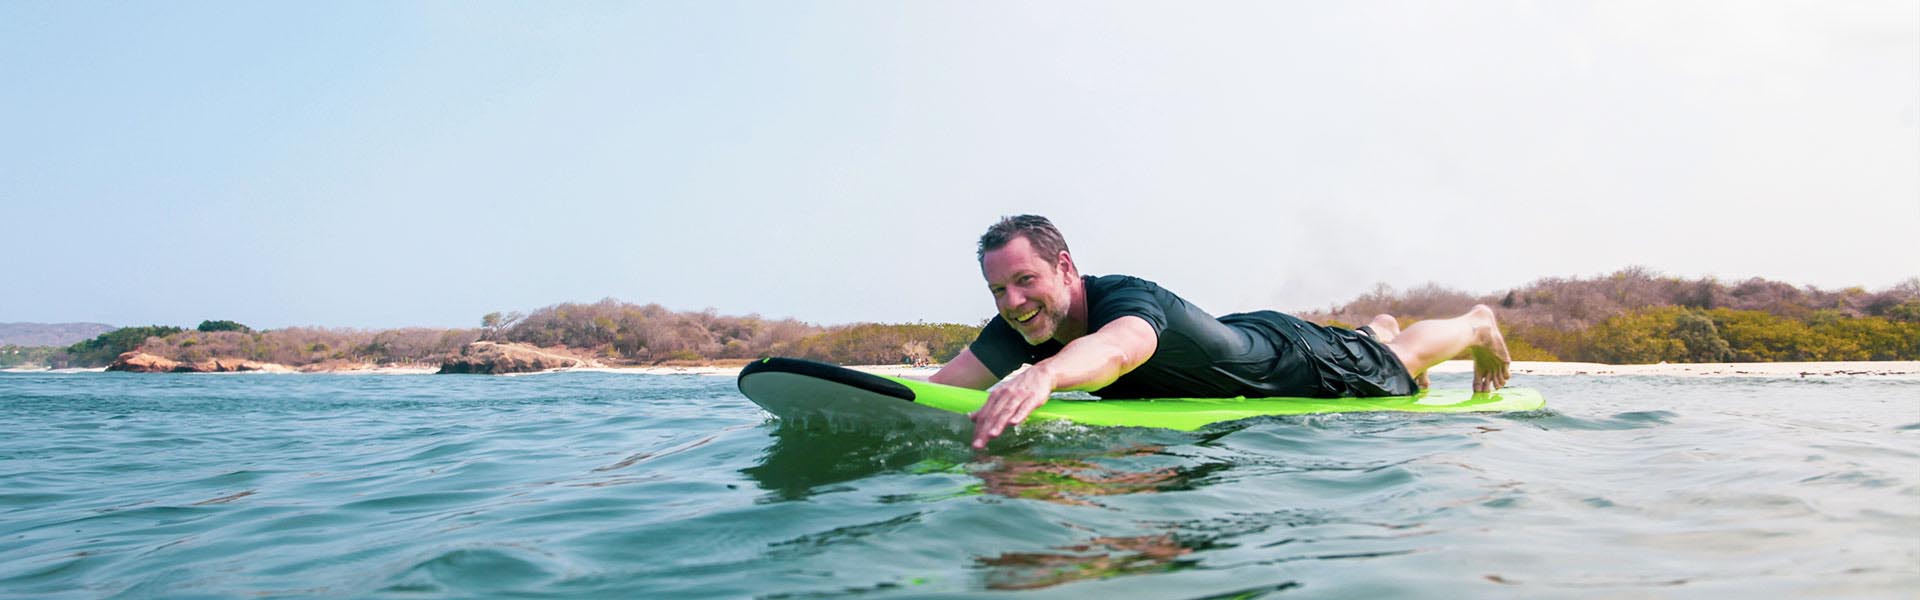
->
[[972, 393, 1012, 449], [974, 412, 1012, 448], [981, 396, 1011, 433], [971, 387, 1045, 450], [988, 400, 1020, 437], [971, 402, 1002, 448], [1011, 395, 1043, 424]]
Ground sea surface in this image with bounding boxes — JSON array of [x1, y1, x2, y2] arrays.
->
[[1, 371, 1916, 598]]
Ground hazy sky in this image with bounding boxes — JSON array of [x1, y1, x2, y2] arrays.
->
[[4, 1, 1916, 329]]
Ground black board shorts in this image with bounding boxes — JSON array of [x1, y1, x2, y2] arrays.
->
[[1220, 311, 1419, 398]]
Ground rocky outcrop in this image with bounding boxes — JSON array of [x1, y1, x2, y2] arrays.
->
[[198, 358, 289, 372], [107, 351, 181, 373], [437, 341, 586, 374], [106, 351, 291, 373]]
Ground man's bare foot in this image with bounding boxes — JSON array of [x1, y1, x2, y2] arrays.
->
[[1414, 371, 1431, 390], [1365, 314, 1402, 343], [1467, 305, 1511, 393]]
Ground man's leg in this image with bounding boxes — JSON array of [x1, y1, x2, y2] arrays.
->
[[1365, 314, 1430, 389], [1364, 314, 1402, 342], [1381, 304, 1511, 393]]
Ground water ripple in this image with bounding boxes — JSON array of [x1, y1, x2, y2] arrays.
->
[[0, 371, 1915, 597]]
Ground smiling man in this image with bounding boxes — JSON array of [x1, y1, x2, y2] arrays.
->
[[931, 215, 1512, 449]]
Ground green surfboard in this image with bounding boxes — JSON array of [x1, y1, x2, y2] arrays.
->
[[738, 357, 1544, 432]]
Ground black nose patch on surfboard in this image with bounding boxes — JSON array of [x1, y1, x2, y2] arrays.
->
[[737, 357, 972, 430]]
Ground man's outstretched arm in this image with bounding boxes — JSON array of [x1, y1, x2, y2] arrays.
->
[[929, 348, 1000, 390], [969, 316, 1158, 449]]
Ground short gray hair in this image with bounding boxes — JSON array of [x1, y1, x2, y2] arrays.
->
[[977, 215, 1070, 264]]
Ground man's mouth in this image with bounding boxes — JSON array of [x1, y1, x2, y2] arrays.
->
[[1014, 307, 1040, 324]]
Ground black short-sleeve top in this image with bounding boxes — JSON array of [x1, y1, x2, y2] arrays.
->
[[968, 275, 1287, 399]]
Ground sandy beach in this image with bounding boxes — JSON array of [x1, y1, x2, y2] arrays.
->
[[576, 360, 1920, 379], [1429, 360, 1920, 378], [9, 361, 1918, 379]]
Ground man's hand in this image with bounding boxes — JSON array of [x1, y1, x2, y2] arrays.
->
[[970, 365, 1056, 449]]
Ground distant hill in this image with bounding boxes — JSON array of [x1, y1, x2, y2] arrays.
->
[[0, 322, 117, 347]]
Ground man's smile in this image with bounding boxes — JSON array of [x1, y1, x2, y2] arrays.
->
[[1013, 307, 1040, 324]]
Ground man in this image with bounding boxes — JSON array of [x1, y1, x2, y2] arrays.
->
[[931, 215, 1512, 449]]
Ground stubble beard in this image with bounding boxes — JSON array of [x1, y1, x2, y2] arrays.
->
[[1014, 301, 1068, 345]]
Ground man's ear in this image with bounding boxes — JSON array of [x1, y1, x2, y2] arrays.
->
[[1056, 251, 1077, 278]]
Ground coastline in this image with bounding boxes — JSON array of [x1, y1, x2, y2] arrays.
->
[[7, 361, 1917, 379], [1427, 359, 1920, 378], [425, 360, 1920, 379]]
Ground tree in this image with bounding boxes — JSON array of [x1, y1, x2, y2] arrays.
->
[[1670, 311, 1733, 362], [1711, 309, 1816, 362], [1883, 300, 1920, 324], [63, 326, 186, 367], [197, 320, 252, 333], [1581, 309, 1684, 364]]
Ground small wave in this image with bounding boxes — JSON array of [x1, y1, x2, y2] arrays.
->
[[337, 491, 498, 513], [1528, 410, 1679, 431], [381, 546, 559, 594]]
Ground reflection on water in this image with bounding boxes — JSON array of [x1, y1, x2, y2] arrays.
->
[[969, 446, 1212, 589], [741, 420, 1208, 503], [977, 532, 1198, 591], [746, 427, 1240, 591], [973, 445, 1188, 507], [741, 422, 969, 501]]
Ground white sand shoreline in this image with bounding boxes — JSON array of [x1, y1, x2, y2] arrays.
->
[[576, 360, 1920, 379], [1426, 360, 1920, 378], [7, 361, 1917, 379]]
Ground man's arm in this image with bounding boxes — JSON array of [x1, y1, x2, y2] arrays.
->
[[969, 315, 1158, 449], [929, 348, 1000, 390]]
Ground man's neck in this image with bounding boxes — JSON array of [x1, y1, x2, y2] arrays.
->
[[1053, 275, 1091, 343]]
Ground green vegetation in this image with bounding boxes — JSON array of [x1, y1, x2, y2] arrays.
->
[[0, 345, 62, 368], [1307, 269, 1920, 363], [49, 323, 477, 368], [136, 327, 479, 367], [196, 320, 252, 333], [72, 302, 983, 369], [491, 299, 979, 366], [497, 299, 817, 362], [63, 326, 187, 367], [44, 270, 1920, 370]]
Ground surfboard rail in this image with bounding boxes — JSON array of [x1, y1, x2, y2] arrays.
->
[[739, 357, 1545, 431]]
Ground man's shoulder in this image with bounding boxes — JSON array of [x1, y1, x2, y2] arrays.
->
[[1086, 273, 1165, 293], [1084, 274, 1183, 333], [1085, 274, 1181, 304]]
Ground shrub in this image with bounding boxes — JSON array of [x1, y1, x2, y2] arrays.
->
[[196, 320, 252, 333], [63, 326, 186, 367]]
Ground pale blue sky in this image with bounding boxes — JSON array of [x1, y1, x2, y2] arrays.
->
[[4, 1, 1916, 329]]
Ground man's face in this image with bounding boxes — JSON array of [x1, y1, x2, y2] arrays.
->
[[981, 236, 1074, 345]]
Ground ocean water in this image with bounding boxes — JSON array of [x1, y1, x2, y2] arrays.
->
[[1, 371, 1915, 598]]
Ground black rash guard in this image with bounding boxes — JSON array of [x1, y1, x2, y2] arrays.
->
[[968, 274, 1416, 399]]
